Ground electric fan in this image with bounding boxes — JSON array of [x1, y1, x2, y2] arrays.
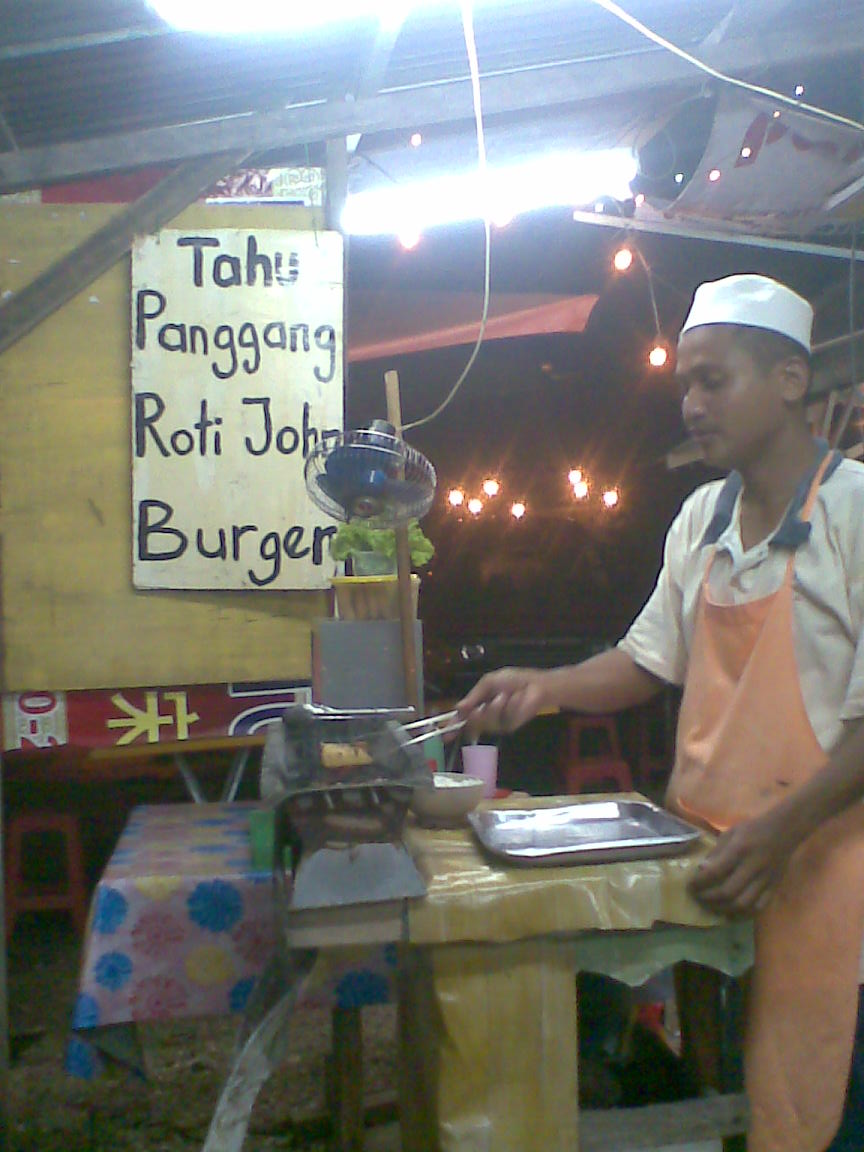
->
[[304, 419, 436, 525]]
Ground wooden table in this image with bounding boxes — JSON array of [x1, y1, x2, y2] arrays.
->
[[204, 794, 753, 1152]]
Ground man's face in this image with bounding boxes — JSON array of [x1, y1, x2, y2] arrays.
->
[[676, 325, 789, 471]]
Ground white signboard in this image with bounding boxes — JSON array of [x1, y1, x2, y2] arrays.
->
[[131, 229, 344, 589]]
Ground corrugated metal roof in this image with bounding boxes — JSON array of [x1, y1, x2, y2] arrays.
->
[[0, 0, 862, 203]]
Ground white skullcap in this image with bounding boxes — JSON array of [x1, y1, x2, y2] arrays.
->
[[680, 274, 813, 353]]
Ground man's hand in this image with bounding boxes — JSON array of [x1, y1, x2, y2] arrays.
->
[[688, 809, 799, 917], [457, 667, 550, 736]]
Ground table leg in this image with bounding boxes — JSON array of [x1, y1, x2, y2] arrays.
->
[[425, 939, 578, 1152], [221, 748, 252, 803], [173, 753, 206, 803], [397, 947, 440, 1152], [329, 1006, 365, 1152]]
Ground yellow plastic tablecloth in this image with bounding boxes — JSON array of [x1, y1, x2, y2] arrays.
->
[[398, 795, 753, 1152]]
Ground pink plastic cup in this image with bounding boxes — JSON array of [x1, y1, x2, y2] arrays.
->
[[461, 744, 498, 798]]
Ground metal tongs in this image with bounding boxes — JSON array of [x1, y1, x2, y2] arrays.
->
[[304, 702, 466, 748], [397, 709, 466, 747]]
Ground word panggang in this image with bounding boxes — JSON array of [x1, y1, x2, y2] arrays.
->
[[134, 289, 337, 383], [136, 499, 337, 588]]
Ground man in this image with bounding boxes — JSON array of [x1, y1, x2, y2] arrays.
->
[[457, 274, 864, 1152]]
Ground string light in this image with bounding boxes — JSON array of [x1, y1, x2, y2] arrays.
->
[[612, 243, 667, 369], [648, 343, 669, 368], [510, 502, 526, 520], [602, 488, 620, 509], [568, 468, 583, 486], [467, 497, 484, 516], [572, 479, 589, 500], [708, 168, 721, 182], [447, 488, 465, 507], [482, 477, 501, 497], [740, 146, 752, 159], [399, 227, 421, 250]]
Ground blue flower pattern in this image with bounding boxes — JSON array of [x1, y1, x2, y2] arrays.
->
[[187, 879, 243, 933], [93, 951, 133, 991], [65, 1036, 98, 1079], [72, 993, 100, 1029], [92, 887, 128, 935], [229, 977, 256, 1013]]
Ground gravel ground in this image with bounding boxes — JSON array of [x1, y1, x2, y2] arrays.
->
[[6, 913, 399, 1151]]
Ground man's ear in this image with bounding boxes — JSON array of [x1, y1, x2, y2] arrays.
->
[[777, 356, 810, 405]]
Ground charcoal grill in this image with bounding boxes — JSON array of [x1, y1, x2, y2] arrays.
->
[[261, 702, 439, 910]]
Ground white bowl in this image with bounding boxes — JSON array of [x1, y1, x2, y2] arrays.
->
[[410, 772, 485, 827]]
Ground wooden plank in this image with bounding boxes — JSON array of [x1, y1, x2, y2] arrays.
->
[[284, 901, 406, 949], [0, 152, 247, 356], [579, 1093, 749, 1152], [0, 201, 331, 691], [4, 15, 864, 195], [0, 753, 8, 1152]]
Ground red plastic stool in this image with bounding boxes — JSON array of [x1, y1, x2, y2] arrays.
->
[[635, 699, 672, 787], [559, 714, 633, 794], [5, 811, 88, 938]]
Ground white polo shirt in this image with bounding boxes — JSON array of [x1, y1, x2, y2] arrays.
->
[[619, 451, 864, 754]]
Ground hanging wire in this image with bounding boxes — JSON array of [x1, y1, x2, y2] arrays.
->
[[829, 220, 861, 449], [591, 0, 864, 137], [403, 0, 491, 431]]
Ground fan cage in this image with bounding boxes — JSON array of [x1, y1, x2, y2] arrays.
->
[[304, 428, 437, 526]]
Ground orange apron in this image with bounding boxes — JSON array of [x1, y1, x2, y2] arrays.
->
[[667, 454, 864, 1152]]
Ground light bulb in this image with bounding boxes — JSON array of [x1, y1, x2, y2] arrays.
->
[[568, 468, 583, 486], [482, 478, 500, 497], [448, 488, 465, 507], [613, 247, 634, 272], [572, 480, 589, 500], [467, 497, 484, 516], [649, 344, 668, 368], [410, 131, 422, 148], [602, 488, 620, 509], [510, 502, 526, 519]]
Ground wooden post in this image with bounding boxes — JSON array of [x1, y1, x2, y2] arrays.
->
[[0, 752, 9, 1152], [384, 370, 421, 715]]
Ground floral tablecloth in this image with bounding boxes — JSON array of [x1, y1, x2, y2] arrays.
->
[[67, 802, 395, 1078]]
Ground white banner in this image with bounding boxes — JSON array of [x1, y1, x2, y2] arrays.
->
[[131, 228, 344, 589]]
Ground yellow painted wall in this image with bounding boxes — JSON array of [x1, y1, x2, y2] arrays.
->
[[0, 201, 334, 691]]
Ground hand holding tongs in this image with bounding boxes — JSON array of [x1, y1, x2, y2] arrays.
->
[[397, 709, 467, 748]]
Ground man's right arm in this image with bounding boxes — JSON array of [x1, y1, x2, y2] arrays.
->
[[456, 647, 664, 735]]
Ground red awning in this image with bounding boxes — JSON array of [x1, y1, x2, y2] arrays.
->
[[348, 290, 598, 361]]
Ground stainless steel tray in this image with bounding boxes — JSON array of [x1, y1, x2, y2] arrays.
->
[[467, 800, 702, 866]]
